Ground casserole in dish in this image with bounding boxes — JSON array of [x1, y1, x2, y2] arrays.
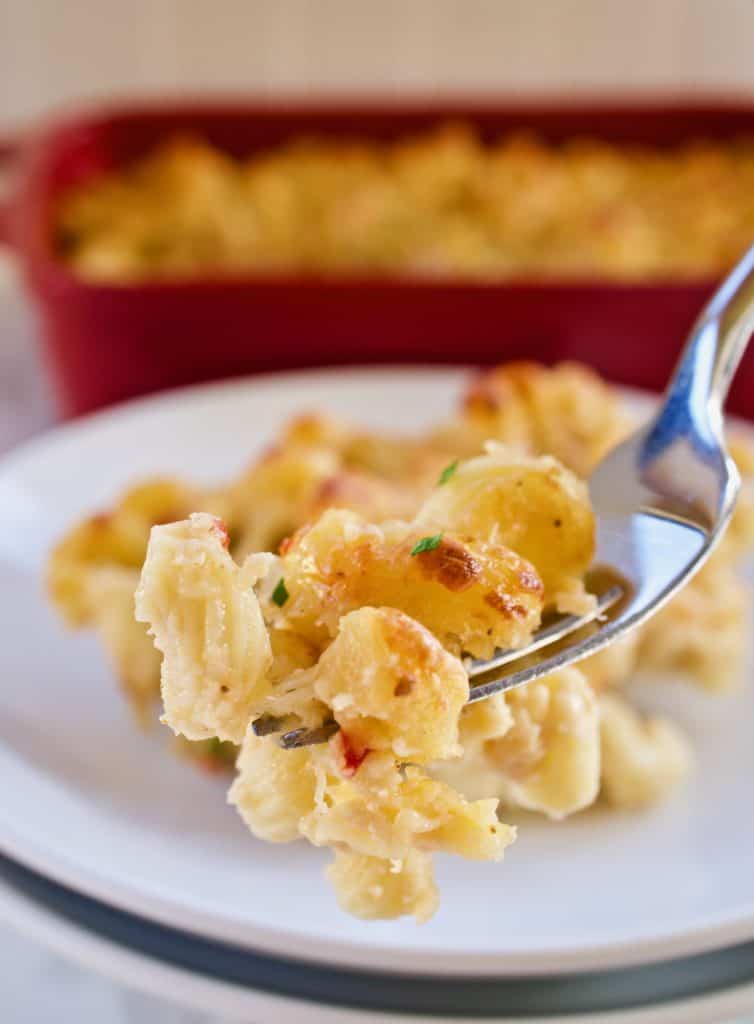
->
[[4, 97, 754, 416]]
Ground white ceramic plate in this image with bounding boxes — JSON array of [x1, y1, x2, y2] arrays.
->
[[4, 853, 754, 1023], [0, 367, 752, 978]]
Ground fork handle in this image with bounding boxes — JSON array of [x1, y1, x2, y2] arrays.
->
[[664, 241, 754, 432]]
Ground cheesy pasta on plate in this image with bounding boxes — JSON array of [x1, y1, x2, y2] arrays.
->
[[48, 362, 754, 920]]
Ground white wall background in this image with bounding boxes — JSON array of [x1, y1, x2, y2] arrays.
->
[[2, 0, 754, 133]]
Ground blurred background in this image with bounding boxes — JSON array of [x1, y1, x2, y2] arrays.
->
[[7, 0, 754, 426], [3, 0, 754, 130], [4, 2, 754, 1020]]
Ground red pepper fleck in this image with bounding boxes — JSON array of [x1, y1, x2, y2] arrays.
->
[[278, 535, 294, 556], [212, 517, 230, 549], [334, 730, 370, 777]]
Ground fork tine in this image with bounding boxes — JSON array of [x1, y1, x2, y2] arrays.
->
[[467, 583, 624, 678], [467, 587, 628, 703], [252, 713, 293, 737], [279, 719, 340, 749]]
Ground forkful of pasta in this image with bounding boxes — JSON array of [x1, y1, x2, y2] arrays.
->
[[249, 238, 754, 750], [136, 240, 754, 762]]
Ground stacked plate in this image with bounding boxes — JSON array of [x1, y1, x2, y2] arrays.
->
[[1, 368, 753, 1023]]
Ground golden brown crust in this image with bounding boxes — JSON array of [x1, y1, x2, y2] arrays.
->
[[414, 537, 481, 593], [57, 129, 754, 284]]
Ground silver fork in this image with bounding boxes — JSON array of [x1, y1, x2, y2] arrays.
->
[[262, 242, 754, 749]]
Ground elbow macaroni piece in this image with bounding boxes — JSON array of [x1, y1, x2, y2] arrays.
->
[[637, 562, 749, 690], [313, 607, 469, 762], [599, 694, 692, 809], [426, 696, 516, 805], [267, 627, 321, 684], [85, 567, 163, 722], [326, 850, 438, 923], [299, 468, 424, 529], [417, 444, 595, 604], [48, 478, 208, 626], [301, 752, 514, 863], [228, 444, 341, 558], [281, 411, 450, 488], [48, 478, 226, 716], [429, 669, 601, 819], [135, 513, 272, 743], [484, 668, 601, 819], [229, 729, 317, 842], [272, 509, 544, 658], [435, 362, 630, 476]]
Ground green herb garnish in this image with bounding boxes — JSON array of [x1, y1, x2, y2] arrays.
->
[[272, 577, 290, 607], [437, 459, 459, 486], [410, 533, 443, 556]]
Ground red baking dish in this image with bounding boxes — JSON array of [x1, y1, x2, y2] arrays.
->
[[3, 96, 754, 419]]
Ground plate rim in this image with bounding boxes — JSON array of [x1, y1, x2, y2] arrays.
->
[[1, 364, 753, 978], [4, 851, 754, 1023]]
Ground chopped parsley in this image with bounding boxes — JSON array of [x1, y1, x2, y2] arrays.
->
[[437, 459, 459, 486], [271, 577, 290, 607], [410, 533, 443, 556]]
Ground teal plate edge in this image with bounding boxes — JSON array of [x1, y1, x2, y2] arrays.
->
[[1, 852, 753, 1019]]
